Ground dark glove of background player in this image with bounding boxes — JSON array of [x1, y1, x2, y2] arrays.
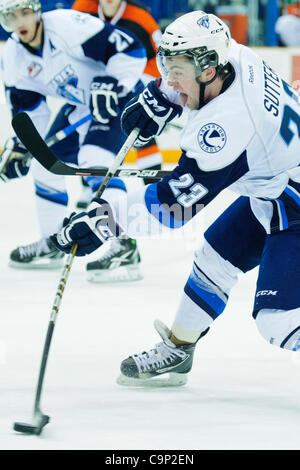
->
[[121, 79, 182, 147], [89, 75, 122, 124], [0, 137, 30, 182]]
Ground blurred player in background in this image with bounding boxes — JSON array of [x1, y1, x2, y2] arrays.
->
[[275, 4, 300, 46], [71, 0, 166, 281], [71, 0, 163, 202], [0, 0, 146, 282], [53, 11, 300, 387]]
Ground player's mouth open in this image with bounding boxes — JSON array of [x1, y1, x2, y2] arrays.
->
[[179, 93, 188, 107], [19, 29, 28, 36]]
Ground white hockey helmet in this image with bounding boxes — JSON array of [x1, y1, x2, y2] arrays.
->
[[0, 0, 41, 31], [157, 11, 231, 81]]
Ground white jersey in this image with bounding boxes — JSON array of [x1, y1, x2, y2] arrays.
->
[[113, 40, 300, 236], [1, 9, 146, 137]]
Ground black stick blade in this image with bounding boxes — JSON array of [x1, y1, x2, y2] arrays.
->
[[11, 112, 76, 175], [13, 414, 50, 436], [11, 112, 166, 180]]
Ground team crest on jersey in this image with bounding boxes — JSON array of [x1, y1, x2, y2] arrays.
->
[[28, 61, 42, 78], [50, 65, 86, 105], [197, 16, 210, 29], [197, 123, 226, 153]]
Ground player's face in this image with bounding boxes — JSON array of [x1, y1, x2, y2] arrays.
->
[[4, 7, 39, 43], [99, 0, 122, 17], [164, 56, 201, 110]]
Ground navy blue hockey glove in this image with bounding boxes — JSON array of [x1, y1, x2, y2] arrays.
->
[[90, 76, 122, 124], [51, 198, 124, 257], [121, 79, 182, 147], [0, 137, 30, 182]]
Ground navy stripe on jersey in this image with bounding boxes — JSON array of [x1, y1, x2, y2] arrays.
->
[[269, 199, 289, 233], [284, 180, 300, 204], [81, 22, 145, 64], [144, 150, 249, 228], [6, 86, 46, 116], [260, 179, 300, 233]]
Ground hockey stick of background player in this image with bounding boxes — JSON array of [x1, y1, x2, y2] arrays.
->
[[11, 111, 139, 436], [41, 112, 93, 150], [0, 113, 93, 177]]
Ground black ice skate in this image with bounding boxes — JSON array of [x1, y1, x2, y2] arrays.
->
[[86, 237, 143, 283], [9, 237, 64, 269], [117, 320, 208, 387]]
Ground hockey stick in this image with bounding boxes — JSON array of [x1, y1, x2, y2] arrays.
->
[[0, 113, 92, 177], [12, 111, 139, 435], [22, 152, 171, 180], [6, 124, 173, 181]]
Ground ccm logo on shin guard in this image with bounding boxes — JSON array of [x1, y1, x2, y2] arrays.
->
[[256, 290, 278, 297]]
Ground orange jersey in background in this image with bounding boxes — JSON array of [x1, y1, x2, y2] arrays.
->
[[72, 0, 161, 78]]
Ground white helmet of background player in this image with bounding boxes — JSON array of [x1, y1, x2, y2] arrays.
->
[[157, 11, 231, 82], [0, 0, 41, 31]]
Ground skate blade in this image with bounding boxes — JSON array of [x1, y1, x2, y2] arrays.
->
[[87, 265, 143, 283], [116, 372, 188, 388], [9, 258, 64, 270]]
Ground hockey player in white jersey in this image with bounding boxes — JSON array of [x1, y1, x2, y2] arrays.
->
[[52, 11, 300, 386], [0, 0, 146, 281]]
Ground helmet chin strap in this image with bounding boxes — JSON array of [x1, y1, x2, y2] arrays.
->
[[196, 67, 221, 110], [31, 18, 41, 43], [21, 15, 42, 47]]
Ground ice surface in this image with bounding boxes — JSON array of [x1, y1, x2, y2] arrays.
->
[[0, 127, 300, 450]]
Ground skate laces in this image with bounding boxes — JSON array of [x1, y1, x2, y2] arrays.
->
[[19, 239, 49, 259], [133, 341, 187, 373]]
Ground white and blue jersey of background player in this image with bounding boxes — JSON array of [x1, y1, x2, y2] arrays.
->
[[114, 39, 300, 351], [1, 8, 146, 237]]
